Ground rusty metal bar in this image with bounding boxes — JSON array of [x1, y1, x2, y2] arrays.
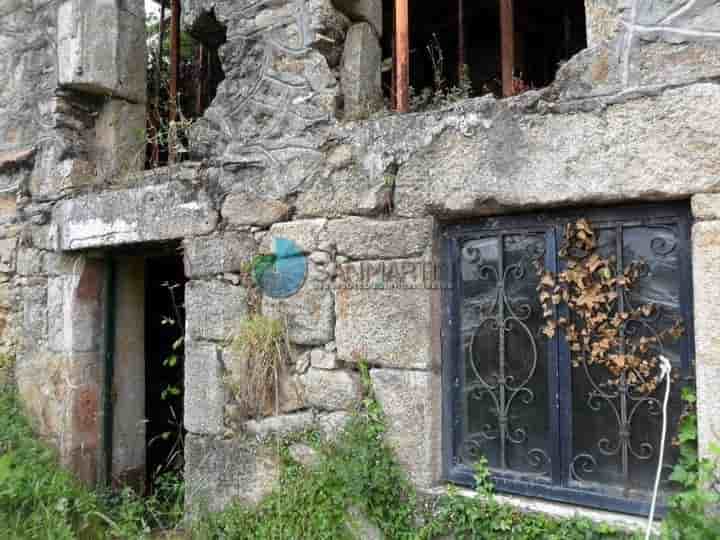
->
[[500, 0, 515, 97], [391, 32, 396, 110], [150, 2, 166, 166], [458, 0, 465, 83], [394, 0, 409, 113], [156, 2, 165, 108], [195, 44, 207, 116], [169, 0, 181, 162]]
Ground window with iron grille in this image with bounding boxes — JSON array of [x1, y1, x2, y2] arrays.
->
[[441, 203, 694, 515]]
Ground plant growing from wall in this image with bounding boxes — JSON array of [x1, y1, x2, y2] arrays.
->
[[225, 315, 291, 422], [537, 219, 683, 392], [409, 34, 475, 113]]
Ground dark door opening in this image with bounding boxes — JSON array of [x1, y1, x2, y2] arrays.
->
[[145, 255, 186, 492]]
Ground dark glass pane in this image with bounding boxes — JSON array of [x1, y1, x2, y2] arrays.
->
[[459, 233, 550, 479], [446, 204, 693, 514], [569, 220, 686, 501]]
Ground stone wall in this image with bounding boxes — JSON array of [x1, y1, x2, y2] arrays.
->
[[1, 0, 720, 518]]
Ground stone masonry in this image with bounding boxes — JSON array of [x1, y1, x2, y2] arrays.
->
[[0, 0, 719, 522]]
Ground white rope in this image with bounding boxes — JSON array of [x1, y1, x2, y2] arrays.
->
[[645, 355, 673, 540]]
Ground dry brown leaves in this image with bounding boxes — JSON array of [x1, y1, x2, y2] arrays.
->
[[537, 219, 684, 393]]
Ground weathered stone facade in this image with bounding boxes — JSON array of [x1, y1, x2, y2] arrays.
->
[[1, 0, 720, 520]]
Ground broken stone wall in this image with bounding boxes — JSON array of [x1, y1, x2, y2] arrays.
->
[[2, 0, 720, 516], [0, 0, 146, 484]]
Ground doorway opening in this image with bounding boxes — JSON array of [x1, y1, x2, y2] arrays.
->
[[144, 255, 186, 492], [108, 251, 186, 495]]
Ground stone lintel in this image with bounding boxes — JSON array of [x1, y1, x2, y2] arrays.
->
[[54, 181, 218, 251]]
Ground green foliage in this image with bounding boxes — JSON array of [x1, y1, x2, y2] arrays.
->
[[661, 388, 720, 539], [0, 386, 103, 539], [5, 368, 713, 540], [0, 353, 14, 388], [195, 362, 632, 540], [0, 387, 185, 539], [409, 35, 474, 113], [194, 361, 418, 539], [416, 458, 633, 540], [250, 254, 277, 289]]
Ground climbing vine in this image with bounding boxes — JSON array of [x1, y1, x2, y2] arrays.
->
[[536, 219, 683, 392]]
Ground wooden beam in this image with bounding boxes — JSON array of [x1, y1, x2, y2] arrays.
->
[[168, 0, 181, 162], [500, 0, 515, 97], [394, 0, 409, 113]]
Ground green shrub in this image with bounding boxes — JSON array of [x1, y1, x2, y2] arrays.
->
[[661, 388, 720, 539]]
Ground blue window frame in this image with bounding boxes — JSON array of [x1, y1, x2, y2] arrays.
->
[[441, 203, 694, 515]]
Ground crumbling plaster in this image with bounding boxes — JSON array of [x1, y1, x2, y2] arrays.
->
[[0, 0, 719, 519]]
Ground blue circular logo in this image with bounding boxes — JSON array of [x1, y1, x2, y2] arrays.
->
[[252, 237, 307, 298]]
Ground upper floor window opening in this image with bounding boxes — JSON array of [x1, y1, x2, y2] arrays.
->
[[383, 0, 587, 112], [145, 0, 226, 169]]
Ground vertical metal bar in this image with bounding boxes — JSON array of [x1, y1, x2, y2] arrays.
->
[[156, 3, 165, 109], [678, 211, 695, 375], [152, 3, 166, 165], [394, 0, 409, 112], [546, 227, 563, 486], [615, 224, 630, 492], [195, 44, 206, 116], [458, 0, 466, 83], [103, 257, 116, 487], [497, 234, 507, 470], [169, 0, 181, 162], [441, 234, 458, 480], [499, 0, 515, 97], [391, 33, 396, 110]]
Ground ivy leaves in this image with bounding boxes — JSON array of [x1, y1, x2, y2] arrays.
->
[[537, 219, 684, 393]]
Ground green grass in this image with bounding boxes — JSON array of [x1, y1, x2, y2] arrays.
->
[[0, 387, 183, 539], [0, 373, 659, 539]]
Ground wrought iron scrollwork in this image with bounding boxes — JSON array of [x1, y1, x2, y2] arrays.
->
[[447, 208, 692, 511], [461, 234, 549, 476], [570, 224, 679, 492]]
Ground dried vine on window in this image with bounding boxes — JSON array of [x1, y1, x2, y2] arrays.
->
[[536, 219, 683, 393]]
